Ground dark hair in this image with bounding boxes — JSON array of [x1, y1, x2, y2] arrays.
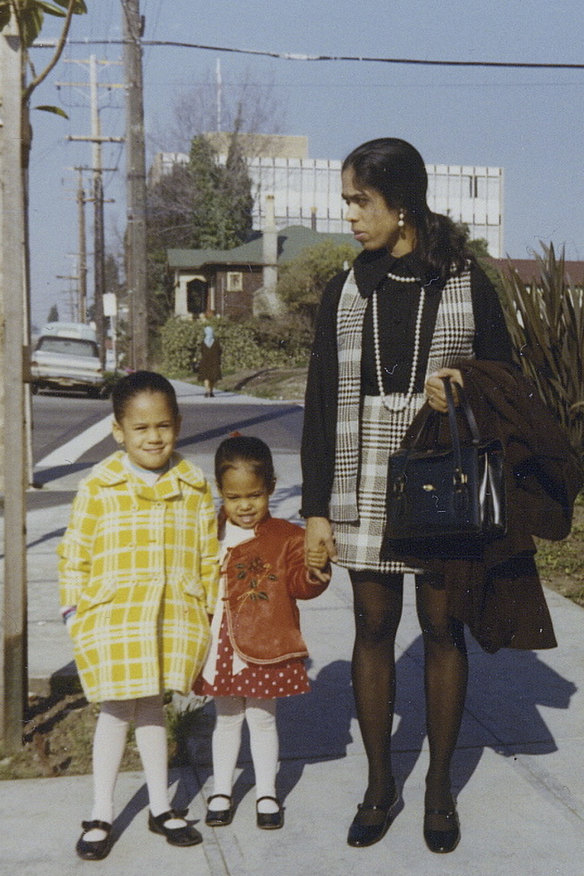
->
[[111, 370, 179, 422], [342, 138, 470, 283], [215, 435, 275, 490]]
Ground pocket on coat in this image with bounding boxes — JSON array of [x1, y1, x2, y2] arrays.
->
[[76, 580, 116, 614], [180, 574, 206, 601]]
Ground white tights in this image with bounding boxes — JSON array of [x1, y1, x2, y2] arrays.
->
[[209, 696, 279, 814], [85, 694, 178, 839]]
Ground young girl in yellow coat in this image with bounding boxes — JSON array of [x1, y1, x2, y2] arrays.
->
[[58, 371, 219, 861]]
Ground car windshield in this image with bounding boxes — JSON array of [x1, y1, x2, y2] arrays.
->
[[37, 337, 98, 358]]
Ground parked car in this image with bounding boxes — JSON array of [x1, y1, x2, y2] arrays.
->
[[38, 321, 97, 342], [30, 333, 104, 397]]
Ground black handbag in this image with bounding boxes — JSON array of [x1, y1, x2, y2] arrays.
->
[[381, 377, 506, 559]]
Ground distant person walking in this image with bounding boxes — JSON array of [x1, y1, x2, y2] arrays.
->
[[58, 370, 219, 861], [198, 325, 222, 397]]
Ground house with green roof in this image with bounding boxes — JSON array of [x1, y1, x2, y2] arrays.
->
[[167, 221, 358, 320]]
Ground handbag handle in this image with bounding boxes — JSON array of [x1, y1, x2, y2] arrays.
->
[[443, 377, 481, 447], [398, 378, 480, 491]]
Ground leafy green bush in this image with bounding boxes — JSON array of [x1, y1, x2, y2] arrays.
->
[[277, 240, 357, 327], [497, 244, 584, 466], [159, 317, 200, 375], [159, 314, 313, 378]]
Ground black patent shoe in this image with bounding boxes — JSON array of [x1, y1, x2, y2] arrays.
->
[[206, 794, 234, 827], [347, 790, 400, 847], [424, 806, 460, 853], [256, 796, 284, 830], [76, 819, 113, 860], [148, 809, 202, 846]]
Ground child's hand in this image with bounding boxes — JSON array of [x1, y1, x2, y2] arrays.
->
[[306, 545, 329, 569], [305, 517, 336, 583]]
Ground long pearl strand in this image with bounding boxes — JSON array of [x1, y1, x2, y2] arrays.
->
[[372, 283, 425, 413]]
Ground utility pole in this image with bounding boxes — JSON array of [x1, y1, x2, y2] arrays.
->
[[0, 23, 27, 751], [76, 170, 87, 322], [90, 55, 105, 366], [122, 0, 148, 369], [60, 57, 124, 366]]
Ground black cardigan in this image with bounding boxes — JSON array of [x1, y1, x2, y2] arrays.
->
[[300, 248, 513, 518]]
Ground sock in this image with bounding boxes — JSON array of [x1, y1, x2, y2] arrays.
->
[[86, 700, 132, 841], [134, 695, 184, 827], [246, 698, 279, 813], [208, 696, 245, 809]]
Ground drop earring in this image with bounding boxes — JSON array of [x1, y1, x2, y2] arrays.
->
[[398, 208, 405, 228]]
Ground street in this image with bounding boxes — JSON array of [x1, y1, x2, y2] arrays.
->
[[30, 385, 305, 513]]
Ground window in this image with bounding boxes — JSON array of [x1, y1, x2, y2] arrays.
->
[[226, 272, 243, 292]]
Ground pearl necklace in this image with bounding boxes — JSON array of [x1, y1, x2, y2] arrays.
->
[[372, 284, 425, 412], [386, 270, 421, 284]]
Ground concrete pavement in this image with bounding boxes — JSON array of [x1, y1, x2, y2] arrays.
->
[[2, 381, 584, 874]]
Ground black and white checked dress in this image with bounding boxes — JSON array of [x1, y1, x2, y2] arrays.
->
[[330, 268, 475, 573]]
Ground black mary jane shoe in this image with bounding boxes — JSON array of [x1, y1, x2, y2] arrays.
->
[[347, 791, 400, 848], [205, 794, 234, 827], [148, 809, 202, 846], [76, 819, 113, 861], [256, 796, 284, 830], [423, 806, 460, 854]]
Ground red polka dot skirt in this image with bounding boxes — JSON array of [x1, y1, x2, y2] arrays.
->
[[194, 614, 310, 699]]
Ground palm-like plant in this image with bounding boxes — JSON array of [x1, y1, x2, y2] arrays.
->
[[497, 243, 584, 465]]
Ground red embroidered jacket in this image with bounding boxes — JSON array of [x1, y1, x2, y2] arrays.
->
[[221, 515, 328, 664]]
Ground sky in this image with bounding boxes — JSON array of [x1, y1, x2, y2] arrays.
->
[[27, 0, 584, 327]]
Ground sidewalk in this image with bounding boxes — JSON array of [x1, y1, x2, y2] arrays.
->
[[3, 384, 584, 874]]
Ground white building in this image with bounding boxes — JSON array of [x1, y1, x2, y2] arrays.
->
[[151, 135, 504, 257]]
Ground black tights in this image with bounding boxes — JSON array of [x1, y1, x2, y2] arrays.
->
[[350, 570, 468, 811]]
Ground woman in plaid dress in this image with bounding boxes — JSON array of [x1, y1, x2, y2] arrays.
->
[[58, 371, 219, 860], [301, 139, 514, 854]]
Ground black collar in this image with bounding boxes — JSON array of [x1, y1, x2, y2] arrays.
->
[[352, 248, 442, 298]]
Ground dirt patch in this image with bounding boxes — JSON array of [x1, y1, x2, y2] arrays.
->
[[219, 367, 308, 402], [536, 501, 584, 607]]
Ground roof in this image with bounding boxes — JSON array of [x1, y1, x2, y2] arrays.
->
[[487, 257, 584, 285], [167, 225, 359, 270]]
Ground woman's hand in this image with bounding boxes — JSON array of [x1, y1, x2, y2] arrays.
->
[[424, 368, 463, 413], [305, 516, 338, 582]]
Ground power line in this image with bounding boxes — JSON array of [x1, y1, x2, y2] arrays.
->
[[32, 39, 584, 70]]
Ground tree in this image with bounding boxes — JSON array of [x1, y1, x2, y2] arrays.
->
[[277, 240, 358, 327], [0, 0, 88, 751], [46, 303, 59, 322], [160, 66, 286, 157], [146, 131, 253, 329], [221, 119, 254, 247]]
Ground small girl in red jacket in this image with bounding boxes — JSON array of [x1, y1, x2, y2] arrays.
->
[[195, 435, 329, 830]]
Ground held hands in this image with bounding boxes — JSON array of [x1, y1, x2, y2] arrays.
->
[[424, 367, 463, 413], [305, 517, 337, 583]]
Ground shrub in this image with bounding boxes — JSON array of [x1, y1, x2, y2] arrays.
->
[[159, 317, 200, 375], [159, 314, 313, 378], [277, 240, 357, 327], [497, 244, 584, 466]]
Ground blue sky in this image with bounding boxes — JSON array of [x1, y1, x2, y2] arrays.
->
[[28, 0, 584, 326]]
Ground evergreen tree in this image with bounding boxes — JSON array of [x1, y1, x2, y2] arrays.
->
[[145, 132, 254, 328], [221, 130, 254, 248], [46, 304, 59, 323]]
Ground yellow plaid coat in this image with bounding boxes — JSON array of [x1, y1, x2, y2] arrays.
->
[[58, 452, 219, 702]]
